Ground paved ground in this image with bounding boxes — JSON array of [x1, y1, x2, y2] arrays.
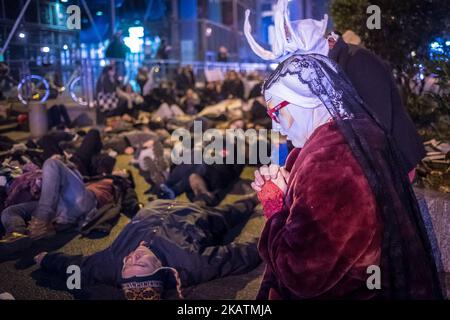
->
[[0, 149, 265, 300]]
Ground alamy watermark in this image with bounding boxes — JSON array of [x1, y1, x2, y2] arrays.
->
[[366, 265, 381, 290], [66, 265, 81, 290], [366, 5, 381, 30], [170, 121, 280, 165], [66, 5, 81, 30]]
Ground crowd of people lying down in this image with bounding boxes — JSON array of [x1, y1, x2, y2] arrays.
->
[[0, 69, 277, 300]]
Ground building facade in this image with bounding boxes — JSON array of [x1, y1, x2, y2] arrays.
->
[[0, 0, 79, 79]]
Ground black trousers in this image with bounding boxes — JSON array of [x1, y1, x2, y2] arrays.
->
[[37, 131, 74, 161], [166, 163, 243, 206]]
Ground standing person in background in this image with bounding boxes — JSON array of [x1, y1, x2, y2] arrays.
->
[[328, 32, 425, 180], [156, 39, 171, 60], [105, 31, 129, 79], [217, 46, 229, 62], [136, 67, 149, 95], [156, 39, 172, 78]]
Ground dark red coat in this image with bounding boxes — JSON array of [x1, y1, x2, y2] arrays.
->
[[257, 121, 383, 299]]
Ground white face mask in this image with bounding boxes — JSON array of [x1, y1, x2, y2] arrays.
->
[[267, 94, 331, 148], [285, 103, 331, 148]]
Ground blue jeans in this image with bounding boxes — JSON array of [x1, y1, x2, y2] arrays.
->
[[1, 159, 96, 234]]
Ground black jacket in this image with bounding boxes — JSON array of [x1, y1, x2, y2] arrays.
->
[[329, 38, 425, 174], [41, 199, 260, 292]]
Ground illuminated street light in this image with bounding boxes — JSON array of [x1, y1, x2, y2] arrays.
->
[[124, 26, 144, 53]]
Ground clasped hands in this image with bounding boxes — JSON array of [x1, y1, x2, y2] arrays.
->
[[251, 164, 290, 195]]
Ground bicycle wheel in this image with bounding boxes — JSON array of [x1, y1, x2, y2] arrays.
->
[[17, 75, 50, 105], [69, 76, 88, 106]]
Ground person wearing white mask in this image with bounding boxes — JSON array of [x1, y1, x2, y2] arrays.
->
[[246, 0, 442, 300], [264, 76, 332, 148]]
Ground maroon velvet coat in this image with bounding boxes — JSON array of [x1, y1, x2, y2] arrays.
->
[[257, 121, 383, 299]]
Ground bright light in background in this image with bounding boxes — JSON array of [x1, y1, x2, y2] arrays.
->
[[18, 32, 25, 39], [205, 27, 212, 37], [129, 26, 144, 38], [430, 41, 444, 54], [270, 63, 279, 70], [124, 38, 143, 54], [41, 47, 50, 53], [96, 11, 103, 16], [446, 41, 450, 46], [63, 44, 69, 50], [124, 27, 144, 53], [61, 0, 68, 2]]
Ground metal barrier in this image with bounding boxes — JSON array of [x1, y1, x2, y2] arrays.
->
[[8, 58, 270, 109]]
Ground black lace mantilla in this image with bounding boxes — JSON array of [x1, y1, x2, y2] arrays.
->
[[263, 54, 352, 119]]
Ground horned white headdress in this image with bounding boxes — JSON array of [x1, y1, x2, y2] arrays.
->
[[244, 0, 329, 60]]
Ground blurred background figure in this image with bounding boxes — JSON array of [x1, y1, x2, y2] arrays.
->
[[105, 31, 130, 78], [217, 46, 229, 62], [221, 70, 244, 99], [156, 39, 171, 60]]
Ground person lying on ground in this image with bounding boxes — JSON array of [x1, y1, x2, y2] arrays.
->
[[27, 129, 115, 177], [103, 126, 171, 155], [158, 143, 245, 206], [33, 196, 261, 300], [0, 158, 138, 256]]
